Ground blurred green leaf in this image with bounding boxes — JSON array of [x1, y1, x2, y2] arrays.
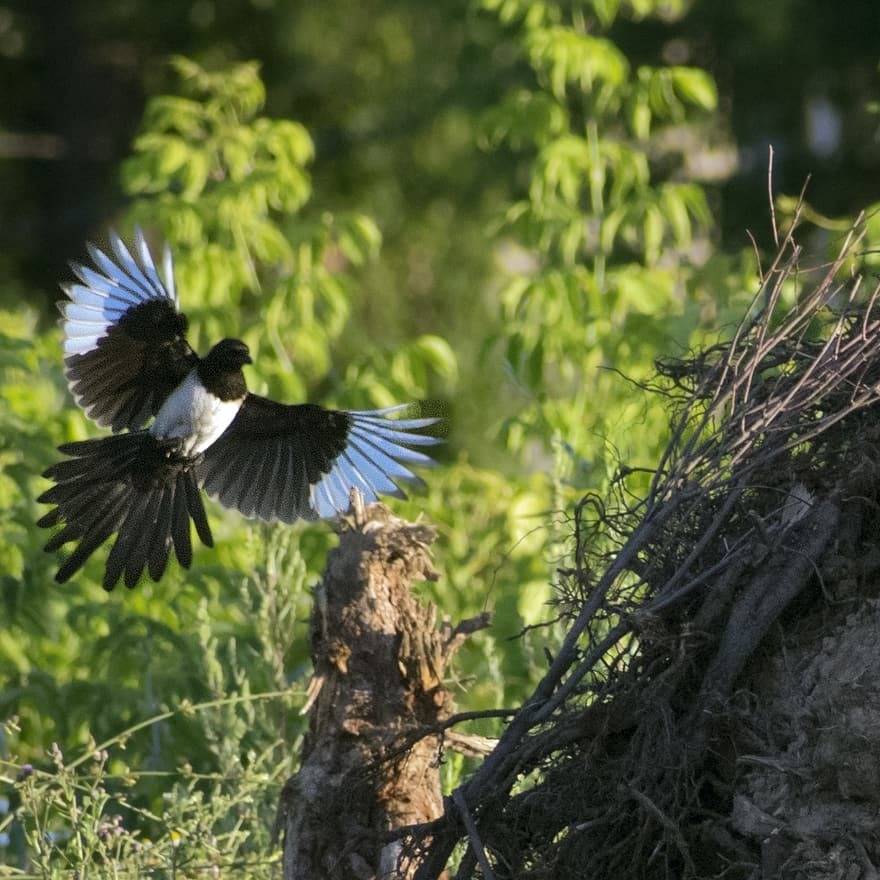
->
[[671, 66, 719, 111]]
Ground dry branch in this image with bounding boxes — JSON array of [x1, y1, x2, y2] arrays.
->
[[277, 501, 488, 880], [412, 215, 880, 878]]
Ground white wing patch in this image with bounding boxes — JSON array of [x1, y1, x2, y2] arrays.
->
[[60, 228, 177, 357], [308, 406, 439, 518]]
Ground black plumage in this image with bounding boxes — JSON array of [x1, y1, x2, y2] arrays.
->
[[39, 229, 441, 590]]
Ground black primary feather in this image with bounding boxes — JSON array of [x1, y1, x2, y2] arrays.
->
[[40, 228, 443, 590], [38, 433, 211, 590]]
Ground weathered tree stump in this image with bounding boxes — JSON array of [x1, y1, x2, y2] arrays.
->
[[277, 500, 484, 880]]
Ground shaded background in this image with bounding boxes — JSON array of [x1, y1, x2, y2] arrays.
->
[[3, 0, 879, 310]]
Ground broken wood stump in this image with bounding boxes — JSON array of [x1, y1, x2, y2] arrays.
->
[[277, 500, 488, 880]]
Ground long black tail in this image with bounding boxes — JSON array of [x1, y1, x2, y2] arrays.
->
[[38, 432, 213, 590]]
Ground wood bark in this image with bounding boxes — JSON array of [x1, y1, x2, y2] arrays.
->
[[277, 500, 480, 880]]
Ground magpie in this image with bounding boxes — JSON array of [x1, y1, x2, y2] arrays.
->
[[38, 228, 441, 590]]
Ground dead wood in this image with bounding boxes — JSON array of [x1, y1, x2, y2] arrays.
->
[[277, 501, 489, 880], [410, 213, 880, 878]]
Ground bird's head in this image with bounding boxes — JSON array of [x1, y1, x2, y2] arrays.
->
[[205, 338, 253, 370]]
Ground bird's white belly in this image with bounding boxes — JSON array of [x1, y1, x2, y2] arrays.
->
[[151, 371, 242, 456]]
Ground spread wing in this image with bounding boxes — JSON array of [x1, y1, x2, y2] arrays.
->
[[60, 227, 197, 432], [196, 397, 441, 522]]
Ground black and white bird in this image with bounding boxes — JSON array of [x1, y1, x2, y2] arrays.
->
[[38, 229, 441, 590]]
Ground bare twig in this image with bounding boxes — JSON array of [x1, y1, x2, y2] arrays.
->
[[625, 785, 696, 876], [767, 147, 778, 247], [452, 789, 496, 880], [414, 213, 880, 879]]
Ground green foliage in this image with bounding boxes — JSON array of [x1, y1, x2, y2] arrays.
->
[[122, 59, 370, 396], [2, 703, 285, 878], [0, 5, 768, 874], [0, 59, 460, 874], [0, 315, 71, 635], [416, 460, 555, 709], [1, 496, 306, 874], [478, 0, 750, 507]]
